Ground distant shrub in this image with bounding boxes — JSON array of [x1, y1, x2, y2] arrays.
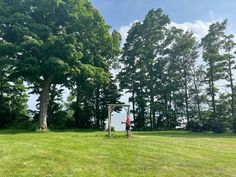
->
[[48, 111, 73, 129], [212, 124, 226, 133], [200, 123, 212, 131], [111, 126, 115, 131], [189, 121, 203, 132], [132, 127, 154, 131], [191, 124, 203, 132], [9, 117, 38, 131], [190, 119, 226, 133]]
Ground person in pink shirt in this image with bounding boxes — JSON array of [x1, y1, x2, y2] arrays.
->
[[122, 112, 131, 139]]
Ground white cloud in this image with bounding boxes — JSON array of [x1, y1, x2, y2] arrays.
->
[[118, 20, 139, 45], [118, 25, 130, 44], [118, 20, 212, 44], [170, 20, 211, 40]]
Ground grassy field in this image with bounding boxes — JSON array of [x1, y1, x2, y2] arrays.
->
[[0, 130, 236, 177]]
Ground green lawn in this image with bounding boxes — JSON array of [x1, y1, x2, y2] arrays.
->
[[0, 130, 236, 177]]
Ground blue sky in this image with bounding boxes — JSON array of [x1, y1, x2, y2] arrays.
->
[[90, 0, 236, 30]]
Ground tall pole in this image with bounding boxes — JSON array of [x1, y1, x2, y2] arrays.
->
[[108, 106, 112, 137]]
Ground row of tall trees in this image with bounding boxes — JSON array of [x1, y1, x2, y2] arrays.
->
[[1, 2, 236, 133], [119, 9, 236, 132], [0, 0, 121, 130]]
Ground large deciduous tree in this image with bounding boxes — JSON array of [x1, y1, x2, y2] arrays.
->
[[0, 0, 117, 130]]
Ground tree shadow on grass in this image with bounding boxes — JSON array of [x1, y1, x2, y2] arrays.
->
[[132, 131, 236, 139], [0, 129, 109, 137], [0, 129, 34, 135], [52, 129, 101, 133], [0, 129, 96, 135]]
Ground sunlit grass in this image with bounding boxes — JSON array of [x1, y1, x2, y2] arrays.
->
[[0, 130, 236, 177]]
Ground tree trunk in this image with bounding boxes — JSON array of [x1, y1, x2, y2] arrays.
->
[[0, 70, 3, 109], [75, 82, 81, 127], [132, 85, 136, 123], [150, 94, 156, 129], [210, 67, 216, 126], [184, 69, 190, 129], [228, 58, 236, 132], [173, 91, 177, 129], [140, 86, 145, 128], [47, 84, 57, 120], [149, 102, 153, 130], [148, 65, 156, 129], [164, 94, 169, 129], [39, 75, 54, 130], [192, 69, 202, 121], [95, 86, 100, 128]]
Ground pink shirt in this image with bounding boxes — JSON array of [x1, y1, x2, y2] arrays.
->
[[126, 114, 131, 126]]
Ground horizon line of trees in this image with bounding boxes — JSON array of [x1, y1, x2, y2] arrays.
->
[[0, 1, 236, 133]]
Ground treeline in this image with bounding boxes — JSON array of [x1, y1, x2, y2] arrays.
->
[[119, 9, 236, 133], [1, 1, 236, 133]]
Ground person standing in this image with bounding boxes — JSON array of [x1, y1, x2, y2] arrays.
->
[[122, 112, 131, 139]]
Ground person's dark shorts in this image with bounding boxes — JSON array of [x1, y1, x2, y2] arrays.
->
[[126, 126, 130, 130]]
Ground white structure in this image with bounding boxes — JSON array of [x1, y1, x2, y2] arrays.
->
[[107, 104, 130, 137]]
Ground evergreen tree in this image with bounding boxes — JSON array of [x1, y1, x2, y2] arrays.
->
[[201, 20, 227, 129], [223, 34, 236, 132], [141, 9, 172, 129], [168, 29, 198, 129], [118, 22, 143, 127], [189, 65, 206, 126]]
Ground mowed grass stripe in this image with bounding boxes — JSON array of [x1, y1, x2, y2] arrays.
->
[[0, 130, 236, 177]]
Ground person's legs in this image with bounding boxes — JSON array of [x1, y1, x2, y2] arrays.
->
[[126, 126, 131, 139], [128, 129, 131, 139]]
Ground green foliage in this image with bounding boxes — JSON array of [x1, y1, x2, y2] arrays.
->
[[223, 34, 236, 132], [1, 2, 236, 133], [0, 55, 28, 127], [66, 1, 122, 129], [119, 9, 200, 130], [201, 20, 229, 129], [69, 75, 121, 129], [9, 118, 38, 131], [119, 9, 173, 129], [0, 0, 121, 129], [48, 111, 73, 129], [119, 10, 236, 132]]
